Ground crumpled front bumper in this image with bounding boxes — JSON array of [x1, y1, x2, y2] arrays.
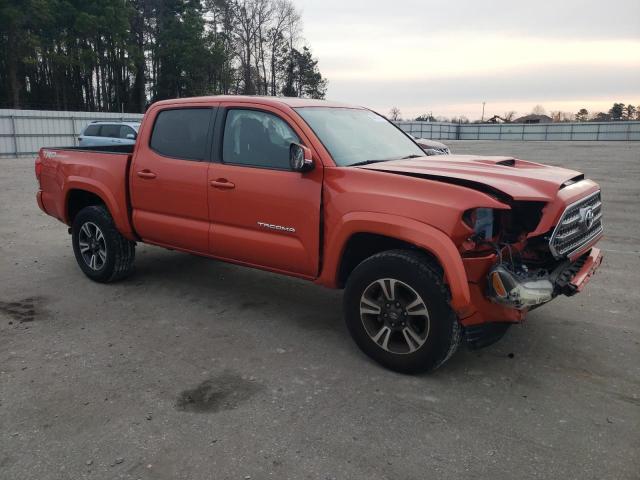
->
[[461, 247, 603, 326], [564, 247, 603, 295], [486, 247, 604, 310]]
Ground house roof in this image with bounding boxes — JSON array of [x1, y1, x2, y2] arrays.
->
[[513, 114, 553, 123]]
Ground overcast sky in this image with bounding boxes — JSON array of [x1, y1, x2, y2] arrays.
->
[[295, 0, 640, 120]]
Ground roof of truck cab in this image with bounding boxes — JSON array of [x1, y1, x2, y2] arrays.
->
[[150, 95, 361, 110]]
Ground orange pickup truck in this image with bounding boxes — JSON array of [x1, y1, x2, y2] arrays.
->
[[35, 96, 603, 373]]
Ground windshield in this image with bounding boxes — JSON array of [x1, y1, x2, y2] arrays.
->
[[295, 107, 424, 166]]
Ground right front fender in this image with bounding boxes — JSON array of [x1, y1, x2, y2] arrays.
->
[[316, 212, 472, 315]]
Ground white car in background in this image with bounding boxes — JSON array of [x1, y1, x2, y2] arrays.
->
[[410, 135, 451, 155], [78, 121, 141, 147]]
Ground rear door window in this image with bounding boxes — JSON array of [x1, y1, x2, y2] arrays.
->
[[83, 124, 100, 136], [100, 124, 120, 138], [150, 108, 213, 161]]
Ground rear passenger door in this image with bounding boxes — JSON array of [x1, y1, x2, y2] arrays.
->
[[207, 103, 323, 278], [99, 124, 122, 145], [130, 105, 217, 253]]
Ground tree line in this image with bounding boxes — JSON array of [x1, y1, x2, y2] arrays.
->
[[395, 102, 640, 123], [0, 0, 328, 113], [574, 103, 639, 122]]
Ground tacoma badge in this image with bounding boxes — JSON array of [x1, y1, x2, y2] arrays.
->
[[257, 222, 296, 233]]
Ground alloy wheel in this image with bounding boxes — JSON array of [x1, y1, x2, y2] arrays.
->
[[78, 221, 107, 271], [359, 278, 430, 354]]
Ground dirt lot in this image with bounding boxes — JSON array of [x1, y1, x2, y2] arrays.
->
[[1, 141, 639, 480]]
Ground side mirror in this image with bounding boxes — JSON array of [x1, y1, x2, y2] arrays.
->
[[289, 143, 314, 172], [126, 133, 136, 140]]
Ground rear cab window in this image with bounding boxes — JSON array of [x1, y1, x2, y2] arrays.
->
[[150, 108, 214, 161]]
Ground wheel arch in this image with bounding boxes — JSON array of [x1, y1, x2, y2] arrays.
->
[[337, 233, 442, 287], [317, 212, 472, 314], [66, 189, 105, 224], [63, 178, 135, 240]]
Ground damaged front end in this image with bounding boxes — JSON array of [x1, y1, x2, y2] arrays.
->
[[460, 190, 604, 322], [486, 248, 602, 310]]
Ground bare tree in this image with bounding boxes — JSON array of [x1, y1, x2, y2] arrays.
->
[[206, 0, 322, 99], [231, 0, 272, 95], [388, 107, 402, 121], [531, 105, 547, 115], [267, 0, 298, 96], [550, 111, 574, 122], [252, 0, 273, 95], [502, 111, 517, 122]]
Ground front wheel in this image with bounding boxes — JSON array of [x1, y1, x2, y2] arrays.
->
[[71, 205, 136, 283], [343, 250, 461, 373]]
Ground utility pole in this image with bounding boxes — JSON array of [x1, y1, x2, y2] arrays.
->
[[481, 102, 486, 122]]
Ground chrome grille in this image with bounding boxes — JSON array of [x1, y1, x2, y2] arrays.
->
[[549, 191, 603, 258]]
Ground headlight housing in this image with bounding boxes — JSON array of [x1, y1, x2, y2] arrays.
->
[[463, 208, 496, 240]]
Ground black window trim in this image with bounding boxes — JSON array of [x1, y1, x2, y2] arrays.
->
[[148, 106, 218, 162], [215, 106, 302, 172]]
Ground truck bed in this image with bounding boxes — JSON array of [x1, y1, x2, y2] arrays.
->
[[36, 145, 136, 239]]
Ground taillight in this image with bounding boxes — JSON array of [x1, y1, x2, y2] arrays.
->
[[35, 157, 42, 181]]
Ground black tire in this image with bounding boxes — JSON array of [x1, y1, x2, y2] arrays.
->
[[343, 249, 461, 374], [71, 205, 136, 283]]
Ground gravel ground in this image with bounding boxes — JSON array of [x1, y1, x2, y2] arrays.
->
[[1, 141, 639, 480]]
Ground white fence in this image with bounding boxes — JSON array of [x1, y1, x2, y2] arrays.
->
[[0, 109, 143, 157], [396, 120, 640, 141], [1, 108, 639, 157]]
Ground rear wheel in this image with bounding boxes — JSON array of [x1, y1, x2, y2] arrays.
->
[[343, 250, 461, 373], [71, 205, 135, 283]]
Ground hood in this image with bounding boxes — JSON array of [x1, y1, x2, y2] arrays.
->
[[358, 155, 583, 201]]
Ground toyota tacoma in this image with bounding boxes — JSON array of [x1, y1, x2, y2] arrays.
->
[[35, 96, 603, 373]]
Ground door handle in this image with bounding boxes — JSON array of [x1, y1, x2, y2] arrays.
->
[[136, 170, 157, 179], [210, 179, 235, 189]]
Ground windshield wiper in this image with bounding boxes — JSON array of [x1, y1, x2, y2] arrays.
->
[[350, 154, 422, 166], [349, 159, 388, 167]]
